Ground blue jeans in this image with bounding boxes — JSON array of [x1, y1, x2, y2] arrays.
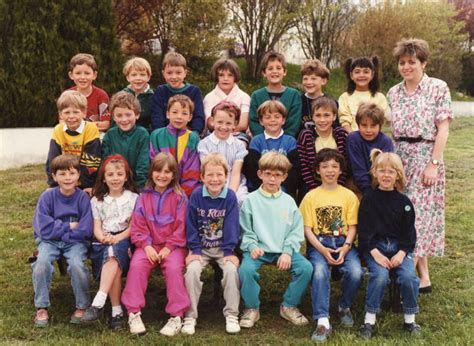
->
[[239, 252, 312, 309], [364, 238, 419, 314], [32, 239, 90, 309], [307, 236, 363, 319]]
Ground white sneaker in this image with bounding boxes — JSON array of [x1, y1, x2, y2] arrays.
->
[[239, 309, 260, 328], [181, 317, 196, 335], [160, 316, 182, 336], [280, 305, 309, 326], [225, 315, 240, 334], [128, 312, 146, 335]]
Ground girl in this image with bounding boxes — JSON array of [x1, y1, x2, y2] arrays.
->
[[338, 56, 388, 133], [82, 155, 139, 330], [121, 153, 190, 336], [388, 38, 452, 293], [203, 58, 251, 138], [297, 96, 348, 198], [358, 149, 420, 339]]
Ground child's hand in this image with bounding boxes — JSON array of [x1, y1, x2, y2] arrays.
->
[[223, 255, 240, 268], [186, 253, 202, 266], [144, 245, 159, 264], [70, 222, 79, 230], [390, 250, 406, 268], [320, 246, 338, 265], [277, 253, 291, 271], [157, 247, 171, 263], [333, 246, 349, 265], [108, 234, 120, 245], [83, 188, 93, 197], [251, 248, 264, 259], [370, 248, 392, 269]]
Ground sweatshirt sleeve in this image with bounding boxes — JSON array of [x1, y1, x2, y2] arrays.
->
[[101, 132, 112, 159], [222, 192, 240, 256], [346, 134, 371, 193], [190, 87, 205, 135], [338, 93, 353, 129], [284, 147, 300, 200], [398, 197, 417, 254], [46, 139, 62, 187], [243, 148, 261, 192], [130, 195, 153, 248], [80, 129, 102, 189], [135, 131, 150, 190], [249, 92, 263, 136], [186, 192, 203, 255], [180, 143, 201, 197], [61, 193, 93, 242], [149, 129, 160, 160], [357, 195, 377, 253], [284, 91, 302, 138], [297, 130, 318, 190], [165, 194, 188, 250], [239, 200, 259, 253], [151, 88, 167, 130], [33, 191, 68, 240], [282, 204, 304, 255]]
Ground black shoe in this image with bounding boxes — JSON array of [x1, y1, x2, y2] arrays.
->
[[359, 323, 375, 339], [419, 285, 432, 294], [110, 313, 124, 331], [81, 306, 103, 322], [403, 322, 421, 336]]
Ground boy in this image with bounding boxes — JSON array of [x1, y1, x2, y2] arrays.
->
[[183, 153, 241, 335], [150, 52, 205, 134], [299, 148, 363, 342], [102, 91, 150, 189], [149, 95, 200, 197], [122, 57, 154, 132], [46, 90, 101, 195], [249, 51, 301, 138], [244, 100, 299, 199], [68, 53, 110, 132], [300, 59, 339, 131], [346, 102, 394, 195], [198, 101, 248, 205], [239, 152, 312, 329], [32, 155, 92, 327]]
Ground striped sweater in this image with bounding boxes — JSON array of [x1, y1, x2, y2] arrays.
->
[[297, 126, 348, 190], [149, 125, 200, 197]]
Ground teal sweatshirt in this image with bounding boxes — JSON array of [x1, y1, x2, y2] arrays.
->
[[102, 125, 150, 189], [240, 188, 304, 255], [249, 87, 302, 138]]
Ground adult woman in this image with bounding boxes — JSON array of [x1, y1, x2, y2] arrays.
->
[[387, 38, 452, 293]]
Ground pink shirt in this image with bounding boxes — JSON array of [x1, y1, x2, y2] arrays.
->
[[203, 84, 250, 120]]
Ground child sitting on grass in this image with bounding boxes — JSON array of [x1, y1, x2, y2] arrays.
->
[[239, 152, 312, 329], [32, 155, 92, 327]]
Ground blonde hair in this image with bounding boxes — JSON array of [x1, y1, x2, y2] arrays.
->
[[370, 149, 406, 191], [201, 153, 228, 176], [110, 91, 141, 116], [57, 90, 87, 112], [258, 152, 292, 173], [162, 51, 187, 69], [257, 100, 288, 120], [123, 57, 152, 76], [146, 153, 183, 195], [69, 53, 97, 72]]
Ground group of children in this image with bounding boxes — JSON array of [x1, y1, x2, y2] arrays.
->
[[32, 50, 421, 341]]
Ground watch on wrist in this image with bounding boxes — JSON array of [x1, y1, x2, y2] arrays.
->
[[344, 242, 352, 248], [431, 159, 440, 166]]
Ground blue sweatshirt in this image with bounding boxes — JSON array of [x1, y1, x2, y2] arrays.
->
[[346, 131, 394, 194], [186, 186, 240, 256], [150, 83, 205, 134], [33, 187, 93, 243]]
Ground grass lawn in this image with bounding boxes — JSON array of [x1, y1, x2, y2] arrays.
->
[[1, 117, 473, 345]]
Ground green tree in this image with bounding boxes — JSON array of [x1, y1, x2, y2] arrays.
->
[[0, 0, 123, 128], [346, 1, 467, 88]]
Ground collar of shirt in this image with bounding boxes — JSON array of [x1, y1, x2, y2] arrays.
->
[[126, 84, 153, 95], [63, 120, 85, 134], [104, 190, 132, 206], [258, 186, 282, 198], [209, 132, 235, 145], [202, 185, 228, 199], [264, 129, 284, 140]]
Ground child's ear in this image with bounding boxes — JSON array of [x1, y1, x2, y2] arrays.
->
[[257, 169, 263, 180], [209, 117, 214, 128], [321, 78, 328, 86], [92, 71, 98, 80], [52, 173, 57, 183], [68, 71, 74, 80]]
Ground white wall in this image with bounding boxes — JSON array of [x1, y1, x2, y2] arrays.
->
[[0, 128, 53, 170]]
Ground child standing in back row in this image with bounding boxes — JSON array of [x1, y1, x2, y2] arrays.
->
[[338, 57, 388, 133], [121, 153, 190, 336]]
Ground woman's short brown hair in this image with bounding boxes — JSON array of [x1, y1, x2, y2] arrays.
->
[[393, 38, 430, 63]]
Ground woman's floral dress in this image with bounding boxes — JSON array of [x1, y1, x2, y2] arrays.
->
[[388, 74, 453, 257]]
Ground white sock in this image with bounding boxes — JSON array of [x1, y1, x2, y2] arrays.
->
[[92, 290, 107, 308], [404, 314, 415, 324], [112, 305, 123, 317], [317, 317, 330, 329], [364, 312, 376, 325]]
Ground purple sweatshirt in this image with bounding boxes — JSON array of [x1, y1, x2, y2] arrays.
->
[[33, 187, 92, 243], [186, 186, 240, 256]]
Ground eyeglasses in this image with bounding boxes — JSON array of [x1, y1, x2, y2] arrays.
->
[[261, 171, 285, 179], [376, 168, 397, 176]]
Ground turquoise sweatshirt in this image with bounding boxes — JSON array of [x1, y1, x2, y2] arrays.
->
[[240, 188, 304, 255]]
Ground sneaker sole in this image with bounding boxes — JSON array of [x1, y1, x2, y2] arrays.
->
[[34, 321, 49, 328]]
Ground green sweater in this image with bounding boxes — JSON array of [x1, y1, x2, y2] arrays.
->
[[249, 87, 302, 138], [102, 125, 150, 189], [240, 188, 304, 255], [123, 86, 154, 132]]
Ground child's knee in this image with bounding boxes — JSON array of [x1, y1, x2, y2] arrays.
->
[[311, 262, 330, 281], [32, 258, 54, 276], [370, 270, 389, 287], [67, 258, 88, 274]]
